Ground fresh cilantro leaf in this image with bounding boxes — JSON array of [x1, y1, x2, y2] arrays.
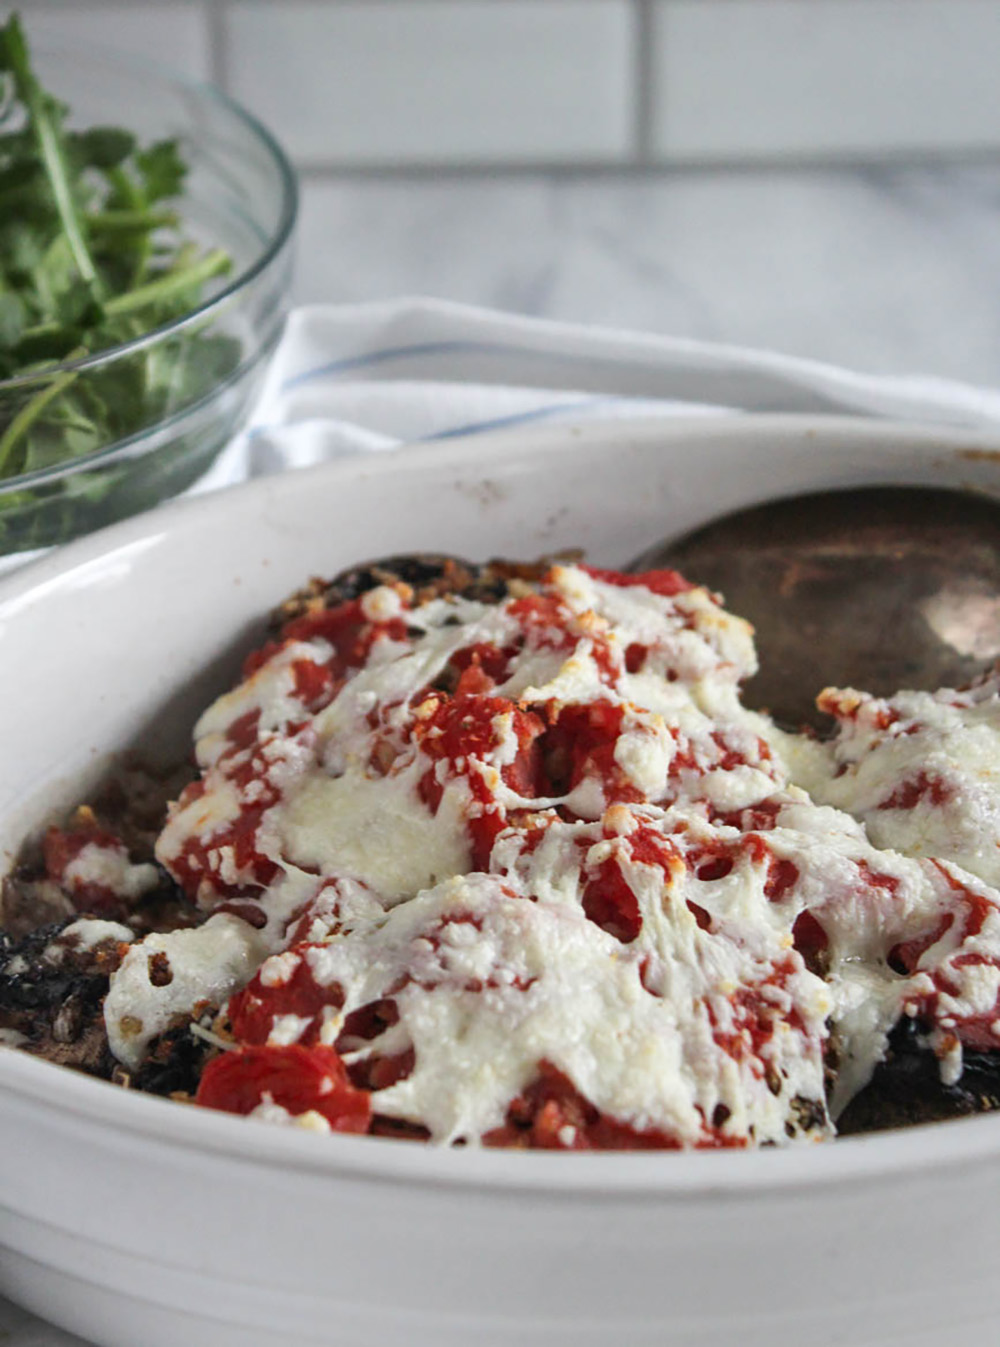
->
[[70, 126, 135, 170], [135, 138, 186, 203]]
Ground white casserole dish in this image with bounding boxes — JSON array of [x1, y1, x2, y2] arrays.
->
[[3, 414, 1000, 1347]]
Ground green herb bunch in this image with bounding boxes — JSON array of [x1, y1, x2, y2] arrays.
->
[[0, 12, 240, 495]]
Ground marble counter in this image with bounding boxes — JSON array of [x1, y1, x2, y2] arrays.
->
[[4, 159, 1000, 1347], [295, 161, 1000, 389]]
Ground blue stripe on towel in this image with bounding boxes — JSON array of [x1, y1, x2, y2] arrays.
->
[[419, 396, 617, 442], [280, 338, 625, 394]]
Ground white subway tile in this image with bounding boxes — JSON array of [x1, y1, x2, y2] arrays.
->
[[225, 0, 635, 165], [17, 3, 211, 81], [652, 0, 1000, 160]]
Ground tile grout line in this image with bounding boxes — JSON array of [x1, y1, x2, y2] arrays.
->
[[634, 0, 656, 166], [290, 147, 1000, 180], [206, 0, 230, 92], [19, 0, 219, 9]]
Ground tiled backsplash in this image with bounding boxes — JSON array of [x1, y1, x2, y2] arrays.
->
[[16, 0, 1000, 169]]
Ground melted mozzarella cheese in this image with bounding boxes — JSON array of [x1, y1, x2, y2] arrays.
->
[[302, 870, 829, 1146], [807, 675, 1000, 887], [105, 914, 268, 1069], [49, 917, 135, 954], [61, 844, 159, 902], [278, 766, 471, 903], [248, 1099, 332, 1132], [101, 563, 1000, 1147]]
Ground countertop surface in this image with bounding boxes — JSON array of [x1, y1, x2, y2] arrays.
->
[[293, 162, 1000, 387], [4, 160, 1000, 1347]]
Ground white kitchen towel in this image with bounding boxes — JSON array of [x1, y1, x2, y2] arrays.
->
[[8, 296, 1000, 581], [197, 295, 1000, 493]]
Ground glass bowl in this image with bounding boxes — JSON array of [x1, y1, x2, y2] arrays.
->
[[0, 46, 297, 555]]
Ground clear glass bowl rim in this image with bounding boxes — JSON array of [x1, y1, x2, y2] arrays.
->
[[0, 43, 299, 395]]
